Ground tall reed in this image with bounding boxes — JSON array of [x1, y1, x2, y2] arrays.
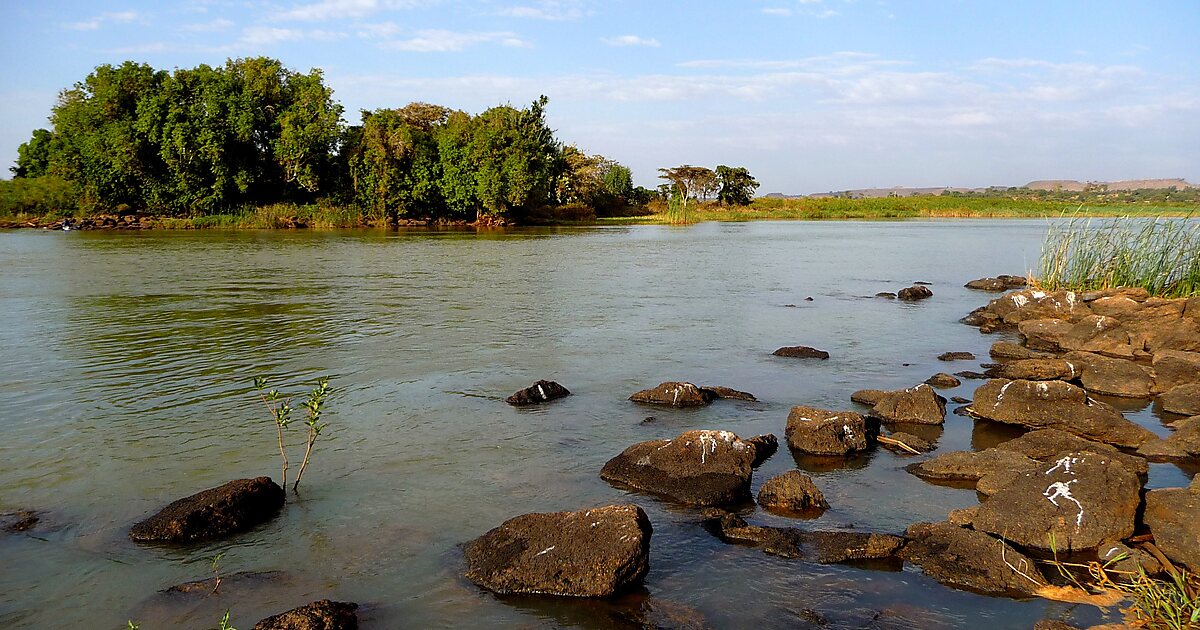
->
[[1038, 215, 1200, 298]]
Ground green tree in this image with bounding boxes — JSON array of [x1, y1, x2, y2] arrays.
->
[[349, 106, 443, 221], [657, 165, 716, 212], [715, 165, 760, 205], [275, 69, 343, 195], [468, 96, 563, 221], [12, 129, 53, 178]]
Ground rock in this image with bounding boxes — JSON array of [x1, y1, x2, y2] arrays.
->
[[984, 358, 1079, 381], [1139, 416, 1200, 460], [950, 396, 971, 404], [965, 275, 1028, 292], [988, 289, 1092, 326], [506, 380, 571, 406], [772, 345, 830, 359], [906, 449, 1039, 486], [1033, 621, 1079, 630], [463, 505, 651, 596], [969, 379, 1156, 448], [1019, 319, 1076, 352], [1161, 384, 1200, 416], [850, 389, 887, 406], [1, 509, 40, 533], [876, 292, 896, 299], [785, 406, 877, 455], [1098, 541, 1162, 576], [130, 477, 285, 544], [925, 373, 961, 388], [878, 431, 935, 454], [995, 428, 1148, 476], [989, 341, 1051, 360], [629, 382, 715, 408], [898, 286, 933, 301], [166, 570, 286, 595], [1152, 350, 1200, 392], [600, 430, 756, 505], [869, 384, 946, 425], [699, 385, 757, 401], [1062, 351, 1155, 398], [746, 434, 778, 467], [799, 531, 905, 564], [899, 521, 1048, 596], [252, 600, 358, 630], [1143, 488, 1200, 573], [947, 507, 978, 527], [973, 452, 1141, 551], [757, 470, 828, 514], [938, 351, 975, 361], [954, 370, 989, 380]]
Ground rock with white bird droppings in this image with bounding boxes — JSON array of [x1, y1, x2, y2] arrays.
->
[[628, 382, 716, 408], [506, 380, 571, 406], [600, 430, 757, 506], [969, 379, 1156, 448], [785, 406, 878, 456]]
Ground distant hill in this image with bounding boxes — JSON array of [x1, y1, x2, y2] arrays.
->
[[764, 178, 1198, 199], [1024, 178, 1197, 192]]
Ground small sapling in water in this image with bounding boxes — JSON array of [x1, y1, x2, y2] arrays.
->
[[254, 376, 293, 491], [293, 377, 330, 493]]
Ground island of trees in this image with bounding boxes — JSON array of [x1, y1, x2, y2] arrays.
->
[[3, 57, 759, 226]]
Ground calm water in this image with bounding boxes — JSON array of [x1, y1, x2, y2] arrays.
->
[[0, 221, 1189, 629]]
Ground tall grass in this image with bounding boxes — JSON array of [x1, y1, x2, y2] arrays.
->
[[1038, 215, 1200, 298]]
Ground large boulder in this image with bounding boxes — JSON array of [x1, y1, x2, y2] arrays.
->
[[1161, 384, 1200, 416], [869, 384, 946, 425], [253, 600, 358, 630], [969, 379, 1155, 448], [1137, 416, 1200, 461], [463, 505, 651, 597], [899, 521, 1048, 597], [898, 285, 933, 301], [130, 477, 285, 543], [972, 452, 1141, 551], [995, 428, 1148, 475], [984, 359, 1079, 381], [600, 430, 757, 505], [1152, 350, 1200, 392], [757, 470, 828, 514], [629, 382, 715, 407], [506, 380, 571, 406], [1143, 488, 1200, 573], [1018, 319, 1075, 352], [785, 406, 877, 455], [987, 289, 1092, 325], [965, 275, 1027, 292], [772, 345, 830, 359], [1062, 351, 1155, 398]]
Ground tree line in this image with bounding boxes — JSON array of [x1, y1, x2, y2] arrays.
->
[[10, 57, 758, 222]]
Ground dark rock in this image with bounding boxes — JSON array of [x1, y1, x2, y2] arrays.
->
[[869, 384, 946, 425], [897, 285, 933, 301], [876, 292, 896, 299], [979, 362, 1002, 369], [1, 509, 39, 533], [1143, 487, 1200, 573], [757, 470, 828, 514], [965, 275, 1028, 292], [924, 373, 961, 388], [629, 382, 715, 408], [1033, 621, 1079, 630], [805, 296, 814, 301], [463, 505, 651, 596], [640, 416, 656, 425], [950, 396, 971, 404], [1152, 350, 1200, 392], [899, 521, 1048, 596], [906, 449, 1039, 487], [1099, 541, 1162, 576], [799, 531, 905, 564], [1062, 351, 1155, 398], [130, 477, 285, 544], [850, 389, 887, 406], [952, 405, 973, 417], [600, 430, 757, 506], [954, 370, 989, 380], [969, 379, 1155, 448], [947, 507, 978, 527], [1019, 318, 1076, 352], [699, 385, 757, 401], [995, 428, 1148, 475], [989, 341, 1051, 360], [938, 351, 976, 361], [167, 570, 286, 595], [253, 600, 358, 630], [506, 380, 571, 406], [973, 452, 1141, 551], [1161, 384, 1200, 416], [746, 434, 778, 467], [984, 358, 1079, 381], [878, 431, 935, 454], [772, 345, 830, 359], [785, 406, 877, 455], [914, 281, 932, 285]]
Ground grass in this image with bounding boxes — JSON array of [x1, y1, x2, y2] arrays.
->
[[1038, 214, 1200, 298]]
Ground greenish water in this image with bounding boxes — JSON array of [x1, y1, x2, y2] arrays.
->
[[0, 221, 1188, 629]]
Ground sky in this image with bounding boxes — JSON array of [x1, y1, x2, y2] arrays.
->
[[1, 0, 1198, 194]]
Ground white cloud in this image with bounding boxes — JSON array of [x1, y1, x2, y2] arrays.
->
[[496, 1, 588, 20], [602, 35, 660, 48], [383, 29, 530, 52], [276, 0, 433, 21], [240, 26, 346, 45], [66, 11, 139, 31], [356, 21, 404, 38]]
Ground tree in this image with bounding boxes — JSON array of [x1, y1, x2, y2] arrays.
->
[[657, 165, 716, 212], [715, 165, 760, 205], [275, 68, 343, 194], [12, 129, 53, 178]]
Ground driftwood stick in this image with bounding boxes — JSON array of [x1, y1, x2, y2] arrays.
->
[[877, 435, 920, 455]]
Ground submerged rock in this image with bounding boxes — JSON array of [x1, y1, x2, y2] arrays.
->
[[925, 373, 961, 389], [130, 477, 285, 544], [899, 521, 1047, 597], [629, 382, 715, 408], [972, 452, 1141, 551], [1, 509, 40, 533], [704, 512, 903, 563], [878, 430, 935, 454], [252, 600, 358, 630], [897, 286, 933, 301], [869, 384, 946, 425], [954, 370, 989, 380], [785, 406, 877, 455], [463, 505, 651, 597], [699, 385, 757, 401], [600, 430, 757, 505], [506, 380, 571, 406], [937, 352, 975, 361], [772, 345, 830, 359], [1143, 487, 1200, 573], [965, 275, 1028, 292], [757, 470, 828, 514], [969, 379, 1155, 448]]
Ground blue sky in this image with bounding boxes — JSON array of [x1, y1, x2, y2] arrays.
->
[[2, 0, 1197, 193]]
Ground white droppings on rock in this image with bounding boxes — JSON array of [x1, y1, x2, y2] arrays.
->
[[996, 381, 1015, 406], [1036, 382, 1049, 396], [1045, 455, 1082, 475], [535, 545, 556, 556], [1043, 479, 1085, 527], [636, 456, 651, 466], [672, 387, 681, 405], [843, 424, 855, 441], [1031, 290, 1046, 299], [537, 384, 547, 400], [1066, 291, 1076, 306]]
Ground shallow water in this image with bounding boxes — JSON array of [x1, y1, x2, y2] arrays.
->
[[0, 220, 1190, 629]]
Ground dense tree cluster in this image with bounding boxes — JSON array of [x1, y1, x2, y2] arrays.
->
[[657, 164, 760, 209]]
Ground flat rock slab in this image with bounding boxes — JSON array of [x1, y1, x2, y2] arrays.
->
[[699, 385, 757, 401], [1143, 487, 1200, 573], [869, 384, 946, 425], [989, 342, 1052, 360], [899, 521, 1047, 597], [130, 477, 285, 544], [253, 600, 358, 630], [985, 359, 1079, 381], [463, 505, 651, 597], [601, 430, 757, 506], [879, 431, 935, 454], [705, 512, 903, 563], [1161, 384, 1200, 416], [1152, 350, 1200, 392], [757, 470, 828, 514], [772, 346, 830, 359], [850, 389, 887, 406], [1063, 351, 1155, 398], [907, 449, 1039, 487], [965, 276, 1028, 292], [969, 379, 1155, 448], [1019, 319, 1076, 352], [506, 380, 571, 406], [938, 352, 976, 361], [996, 428, 1148, 475], [785, 406, 877, 456], [629, 382, 715, 408], [1138, 416, 1200, 460], [972, 452, 1141, 551]]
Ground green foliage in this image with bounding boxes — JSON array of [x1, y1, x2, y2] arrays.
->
[[214, 610, 237, 630], [1039, 215, 1200, 298], [294, 377, 330, 492], [0, 175, 79, 218], [253, 376, 332, 493], [13, 129, 53, 178], [715, 165, 759, 205], [664, 187, 691, 224]]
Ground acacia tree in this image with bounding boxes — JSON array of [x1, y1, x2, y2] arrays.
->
[[657, 165, 716, 212], [715, 165, 760, 205]]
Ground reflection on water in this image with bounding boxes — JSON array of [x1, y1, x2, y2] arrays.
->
[[0, 221, 1188, 628]]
